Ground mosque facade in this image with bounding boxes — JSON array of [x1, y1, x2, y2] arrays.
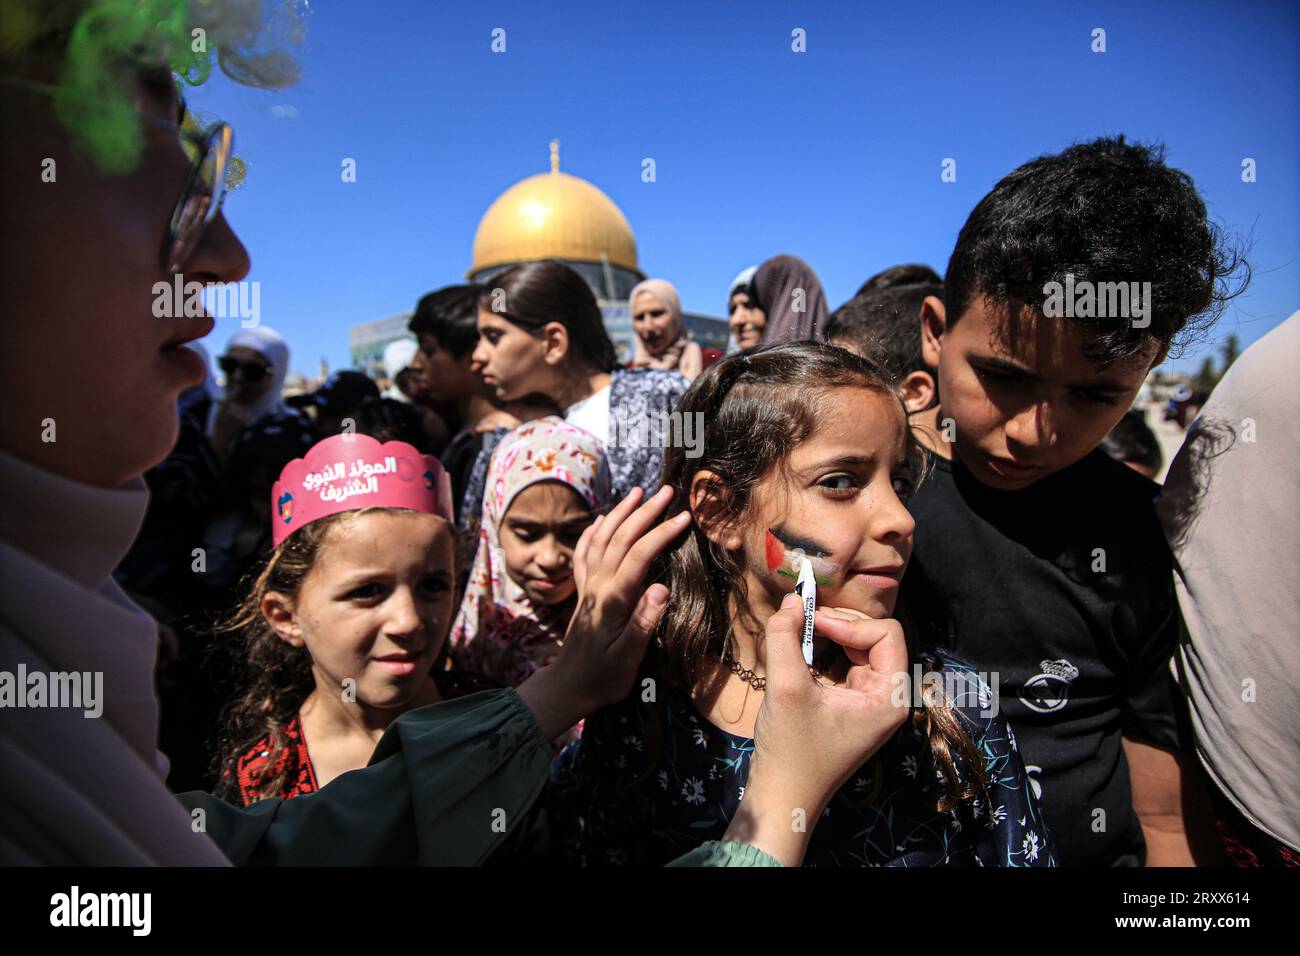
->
[[350, 142, 728, 375]]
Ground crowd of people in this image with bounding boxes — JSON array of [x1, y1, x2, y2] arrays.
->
[[2, 2, 1296, 870]]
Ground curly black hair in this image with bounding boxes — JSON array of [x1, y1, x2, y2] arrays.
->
[[944, 136, 1248, 364]]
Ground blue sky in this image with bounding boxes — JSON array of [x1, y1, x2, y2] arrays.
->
[[188, 0, 1299, 378]]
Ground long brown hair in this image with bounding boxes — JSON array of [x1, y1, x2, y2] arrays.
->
[[651, 341, 987, 811], [211, 509, 376, 803]]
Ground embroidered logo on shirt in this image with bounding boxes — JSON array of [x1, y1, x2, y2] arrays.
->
[[1019, 658, 1080, 713]]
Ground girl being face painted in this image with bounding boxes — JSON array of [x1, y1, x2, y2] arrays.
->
[[743, 386, 915, 625], [663, 343, 921, 683]]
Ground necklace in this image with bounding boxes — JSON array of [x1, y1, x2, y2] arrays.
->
[[721, 651, 822, 691]]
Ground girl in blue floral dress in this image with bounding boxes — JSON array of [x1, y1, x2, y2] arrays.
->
[[547, 343, 1055, 867]]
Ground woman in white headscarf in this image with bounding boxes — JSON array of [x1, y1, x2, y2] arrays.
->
[[206, 326, 302, 460], [201, 326, 314, 588], [381, 337, 421, 402], [629, 278, 705, 380]]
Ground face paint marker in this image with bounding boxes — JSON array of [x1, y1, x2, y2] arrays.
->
[[765, 528, 838, 586], [795, 557, 816, 667]]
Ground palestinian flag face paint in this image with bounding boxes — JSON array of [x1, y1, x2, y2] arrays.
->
[[764, 527, 838, 586]]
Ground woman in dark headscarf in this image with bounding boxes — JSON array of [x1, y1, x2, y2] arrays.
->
[[753, 254, 829, 345], [726, 265, 764, 351]]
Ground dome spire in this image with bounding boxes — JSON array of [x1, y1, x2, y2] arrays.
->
[[549, 138, 560, 174]]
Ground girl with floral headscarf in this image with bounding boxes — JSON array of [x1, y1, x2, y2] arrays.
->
[[450, 417, 612, 687]]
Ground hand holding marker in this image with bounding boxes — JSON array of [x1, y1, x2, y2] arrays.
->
[[764, 526, 838, 669], [795, 557, 816, 667]]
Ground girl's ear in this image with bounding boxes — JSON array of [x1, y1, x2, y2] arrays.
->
[[689, 470, 743, 550], [540, 321, 571, 367], [900, 370, 937, 413], [920, 295, 946, 370], [261, 591, 304, 648]]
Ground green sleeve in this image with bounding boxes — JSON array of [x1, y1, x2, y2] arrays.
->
[[175, 688, 553, 866], [667, 840, 784, 867]]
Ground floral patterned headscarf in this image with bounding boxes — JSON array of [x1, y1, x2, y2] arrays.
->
[[449, 416, 611, 686]]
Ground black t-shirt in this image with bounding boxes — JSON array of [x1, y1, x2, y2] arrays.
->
[[900, 449, 1186, 867]]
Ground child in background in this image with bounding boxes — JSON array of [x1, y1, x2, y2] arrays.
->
[[214, 433, 492, 805], [853, 263, 942, 297], [903, 136, 1246, 866], [471, 262, 689, 504], [548, 344, 1053, 867], [407, 285, 496, 515], [827, 264, 949, 456], [450, 417, 611, 687]]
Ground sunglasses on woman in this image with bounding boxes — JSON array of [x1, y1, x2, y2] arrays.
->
[[219, 356, 271, 382]]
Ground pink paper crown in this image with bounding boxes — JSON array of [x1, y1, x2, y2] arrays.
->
[[270, 433, 454, 547]]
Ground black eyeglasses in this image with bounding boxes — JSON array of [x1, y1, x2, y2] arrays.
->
[[219, 356, 271, 382], [0, 73, 233, 274]]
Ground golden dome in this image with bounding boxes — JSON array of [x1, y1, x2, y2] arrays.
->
[[469, 143, 640, 278]]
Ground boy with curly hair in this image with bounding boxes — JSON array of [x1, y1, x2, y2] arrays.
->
[[901, 136, 1246, 866]]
